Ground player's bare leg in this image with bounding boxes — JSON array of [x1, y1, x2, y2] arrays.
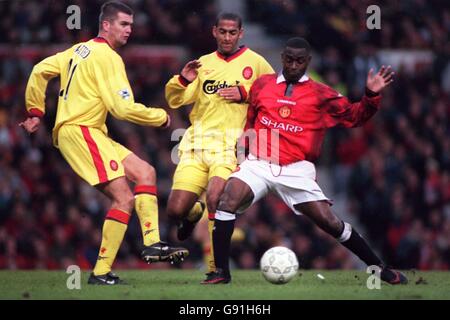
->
[[202, 178, 254, 284], [166, 189, 205, 240], [123, 153, 188, 264], [98, 176, 135, 212], [294, 201, 408, 285], [88, 176, 134, 285], [166, 189, 200, 222], [205, 176, 227, 214]]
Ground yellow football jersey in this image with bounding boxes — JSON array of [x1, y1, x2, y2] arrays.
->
[[165, 46, 273, 151], [25, 37, 168, 147]]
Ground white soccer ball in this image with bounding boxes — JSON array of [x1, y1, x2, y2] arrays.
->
[[260, 246, 299, 284]]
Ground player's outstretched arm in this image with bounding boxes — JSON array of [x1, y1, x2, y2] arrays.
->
[[92, 54, 169, 127], [21, 52, 65, 135], [366, 65, 394, 93], [24, 52, 64, 126]]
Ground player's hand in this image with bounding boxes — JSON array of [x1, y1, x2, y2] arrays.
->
[[366, 65, 394, 93], [218, 86, 242, 102], [180, 60, 202, 82], [19, 117, 41, 134]]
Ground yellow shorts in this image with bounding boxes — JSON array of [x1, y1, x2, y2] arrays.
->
[[172, 149, 237, 196], [57, 125, 132, 186]]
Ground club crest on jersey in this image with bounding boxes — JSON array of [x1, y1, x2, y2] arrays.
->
[[110, 160, 118, 171], [242, 66, 253, 79], [118, 88, 130, 100], [278, 106, 291, 118]]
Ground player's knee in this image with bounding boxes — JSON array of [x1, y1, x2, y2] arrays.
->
[[206, 192, 220, 213], [139, 163, 156, 184], [166, 202, 185, 221], [217, 192, 240, 213]]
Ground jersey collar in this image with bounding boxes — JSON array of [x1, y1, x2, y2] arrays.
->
[[216, 45, 247, 62], [276, 72, 309, 84], [93, 36, 113, 48]]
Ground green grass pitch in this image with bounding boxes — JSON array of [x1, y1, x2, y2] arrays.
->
[[1, 270, 449, 300]]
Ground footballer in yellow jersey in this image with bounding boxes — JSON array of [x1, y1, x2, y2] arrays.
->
[[165, 13, 273, 282], [20, 1, 187, 285]]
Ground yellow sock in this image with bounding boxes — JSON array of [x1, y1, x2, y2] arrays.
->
[[134, 185, 160, 246], [93, 209, 130, 276], [187, 201, 204, 222], [205, 215, 216, 273]]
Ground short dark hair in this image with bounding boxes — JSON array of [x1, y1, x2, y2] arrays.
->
[[215, 12, 242, 29], [99, 1, 133, 30], [285, 37, 311, 53]]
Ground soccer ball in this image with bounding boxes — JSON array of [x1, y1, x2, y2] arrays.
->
[[260, 246, 299, 284]]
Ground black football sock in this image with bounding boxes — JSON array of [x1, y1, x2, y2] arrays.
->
[[338, 222, 383, 266], [213, 210, 236, 277]]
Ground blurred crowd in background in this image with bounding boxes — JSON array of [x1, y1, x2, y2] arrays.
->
[[0, 0, 449, 271]]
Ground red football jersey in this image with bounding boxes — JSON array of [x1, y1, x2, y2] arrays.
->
[[242, 73, 381, 165]]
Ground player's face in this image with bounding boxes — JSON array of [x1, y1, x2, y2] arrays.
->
[[281, 47, 311, 83], [108, 12, 133, 48], [213, 19, 243, 55]]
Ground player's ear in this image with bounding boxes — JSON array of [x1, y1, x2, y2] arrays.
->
[[238, 28, 244, 40], [102, 20, 110, 32], [212, 26, 218, 39]]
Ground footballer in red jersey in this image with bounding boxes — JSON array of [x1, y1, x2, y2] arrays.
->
[[243, 71, 382, 165], [203, 37, 408, 286]]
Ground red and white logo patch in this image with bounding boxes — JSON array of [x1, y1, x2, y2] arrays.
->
[[242, 66, 253, 80], [278, 106, 291, 118], [110, 160, 118, 171]]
